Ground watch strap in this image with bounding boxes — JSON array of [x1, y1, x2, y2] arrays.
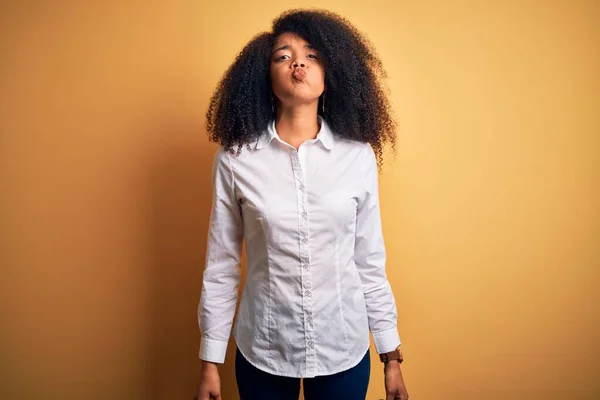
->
[[379, 346, 403, 364]]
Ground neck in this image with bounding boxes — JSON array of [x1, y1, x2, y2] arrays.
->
[[274, 102, 321, 150]]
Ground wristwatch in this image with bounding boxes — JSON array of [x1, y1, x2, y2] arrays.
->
[[379, 345, 403, 364]]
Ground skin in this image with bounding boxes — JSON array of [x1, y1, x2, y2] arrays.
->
[[195, 32, 409, 400], [269, 32, 326, 150], [384, 348, 409, 400]]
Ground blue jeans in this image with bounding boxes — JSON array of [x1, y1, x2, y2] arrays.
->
[[235, 347, 371, 400]]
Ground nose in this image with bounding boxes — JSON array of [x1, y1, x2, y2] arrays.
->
[[293, 62, 305, 68]]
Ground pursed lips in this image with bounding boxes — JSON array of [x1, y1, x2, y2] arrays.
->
[[292, 68, 307, 81]]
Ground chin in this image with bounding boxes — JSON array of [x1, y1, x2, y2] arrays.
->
[[281, 95, 319, 106], [289, 89, 321, 100]]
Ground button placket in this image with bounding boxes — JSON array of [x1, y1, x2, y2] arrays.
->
[[290, 147, 316, 377]]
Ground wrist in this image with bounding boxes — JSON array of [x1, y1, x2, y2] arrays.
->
[[200, 360, 219, 374], [384, 359, 401, 371]]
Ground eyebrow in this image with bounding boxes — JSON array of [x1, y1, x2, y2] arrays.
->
[[271, 43, 315, 55]]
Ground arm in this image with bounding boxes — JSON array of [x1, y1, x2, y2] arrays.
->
[[354, 144, 401, 354], [197, 147, 244, 364]]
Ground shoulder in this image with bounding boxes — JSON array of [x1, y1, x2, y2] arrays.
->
[[338, 140, 377, 178], [333, 136, 371, 154], [213, 143, 255, 161], [213, 145, 230, 164], [211, 145, 236, 177], [334, 138, 375, 166]]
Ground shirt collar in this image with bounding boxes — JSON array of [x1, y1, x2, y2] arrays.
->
[[255, 115, 334, 151]]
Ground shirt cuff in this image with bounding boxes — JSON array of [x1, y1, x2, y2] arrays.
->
[[199, 337, 228, 363], [372, 328, 401, 354]]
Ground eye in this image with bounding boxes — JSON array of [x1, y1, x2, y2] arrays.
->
[[308, 54, 319, 59]]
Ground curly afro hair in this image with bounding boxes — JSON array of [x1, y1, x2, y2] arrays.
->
[[205, 8, 397, 166]]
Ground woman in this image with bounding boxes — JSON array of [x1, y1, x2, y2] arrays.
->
[[195, 8, 408, 400]]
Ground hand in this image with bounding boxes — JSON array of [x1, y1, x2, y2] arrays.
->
[[384, 361, 409, 400], [193, 361, 221, 400]]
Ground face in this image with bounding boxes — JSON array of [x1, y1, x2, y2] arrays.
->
[[269, 32, 325, 108]]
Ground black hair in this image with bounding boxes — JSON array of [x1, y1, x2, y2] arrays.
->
[[205, 8, 397, 166]]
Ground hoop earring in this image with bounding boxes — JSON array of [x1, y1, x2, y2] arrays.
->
[[322, 92, 326, 113], [271, 95, 274, 113]]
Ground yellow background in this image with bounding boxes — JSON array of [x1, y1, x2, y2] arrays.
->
[[1, 1, 598, 399]]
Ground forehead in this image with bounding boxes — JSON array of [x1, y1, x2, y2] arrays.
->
[[272, 32, 311, 48]]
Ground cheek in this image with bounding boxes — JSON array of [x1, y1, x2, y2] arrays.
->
[[269, 67, 285, 88], [315, 68, 326, 88]]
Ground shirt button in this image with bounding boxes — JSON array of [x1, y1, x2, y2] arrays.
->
[[307, 340, 314, 348], [299, 184, 305, 191], [302, 237, 308, 243], [301, 263, 308, 270], [301, 211, 307, 218], [304, 290, 311, 297]]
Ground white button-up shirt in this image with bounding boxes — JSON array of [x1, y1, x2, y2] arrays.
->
[[198, 115, 401, 378]]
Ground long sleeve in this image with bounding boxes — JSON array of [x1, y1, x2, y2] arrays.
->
[[354, 143, 401, 354], [197, 147, 243, 363]]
